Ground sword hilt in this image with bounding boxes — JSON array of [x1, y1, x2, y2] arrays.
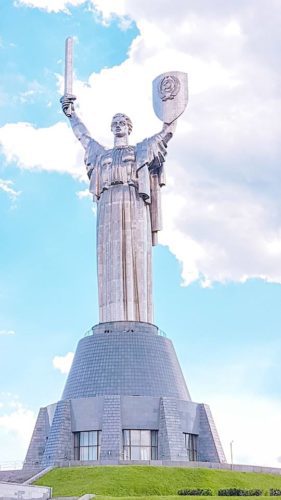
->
[[60, 94, 76, 118]]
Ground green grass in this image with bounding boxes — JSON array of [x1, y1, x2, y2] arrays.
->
[[34, 466, 281, 497], [96, 497, 184, 500], [96, 497, 181, 500], [96, 497, 280, 500]]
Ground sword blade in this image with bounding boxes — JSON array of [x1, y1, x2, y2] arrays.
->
[[64, 37, 73, 95]]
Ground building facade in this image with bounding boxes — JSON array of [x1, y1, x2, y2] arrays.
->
[[24, 321, 226, 467]]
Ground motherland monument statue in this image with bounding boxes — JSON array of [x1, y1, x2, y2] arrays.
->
[[23, 38, 225, 468], [60, 37, 188, 324]]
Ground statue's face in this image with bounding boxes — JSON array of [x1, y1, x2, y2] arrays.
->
[[111, 115, 129, 138]]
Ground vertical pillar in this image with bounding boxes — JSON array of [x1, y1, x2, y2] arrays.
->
[[100, 396, 122, 462], [24, 407, 50, 469], [42, 400, 72, 466], [158, 397, 186, 461], [198, 403, 226, 463]]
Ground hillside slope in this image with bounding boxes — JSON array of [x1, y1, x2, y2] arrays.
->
[[35, 466, 281, 497]]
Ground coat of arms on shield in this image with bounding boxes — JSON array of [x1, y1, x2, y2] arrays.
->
[[153, 71, 188, 124]]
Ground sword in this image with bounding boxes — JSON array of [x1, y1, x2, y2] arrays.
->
[[63, 37, 76, 115], [65, 37, 73, 94]]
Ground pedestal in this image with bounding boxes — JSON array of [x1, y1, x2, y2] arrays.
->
[[24, 322, 225, 468]]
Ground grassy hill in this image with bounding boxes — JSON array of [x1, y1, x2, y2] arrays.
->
[[35, 465, 281, 498]]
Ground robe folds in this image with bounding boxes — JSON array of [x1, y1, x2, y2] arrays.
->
[[84, 134, 168, 323]]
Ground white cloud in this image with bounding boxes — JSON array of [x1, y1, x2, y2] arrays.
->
[[211, 394, 281, 468], [0, 394, 36, 463], [14, 0, 85, 14], [0, 402, 34, 440], [76, 188, 91, 199], [2, 0, 281, 287], [15, 0, 131, 24], [0, 122, 85, 179], [182, 340, 281, 468], [177, 340, 278, 467], [0, 180, 20, 201], [87, 0, 132, 29], [19, 80, 44, 104], [52, 351, 74, 374], [0, 330, 15, 336]]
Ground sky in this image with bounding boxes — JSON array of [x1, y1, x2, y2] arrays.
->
[[0, 0, 281, 468]]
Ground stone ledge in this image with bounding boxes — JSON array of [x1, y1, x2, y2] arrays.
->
[[50, 459, 281, 475]]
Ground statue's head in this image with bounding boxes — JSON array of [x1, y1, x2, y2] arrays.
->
[[111, 113, 133, 138]]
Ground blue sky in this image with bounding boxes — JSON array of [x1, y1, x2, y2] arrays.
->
[[0, 0, 281, 467]]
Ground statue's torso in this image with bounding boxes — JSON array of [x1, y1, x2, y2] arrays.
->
[[87, 135, 163, 204], [99, 145, 137, 189]]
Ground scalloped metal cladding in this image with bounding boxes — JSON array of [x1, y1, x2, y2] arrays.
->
[[158, 75, 180, 102]]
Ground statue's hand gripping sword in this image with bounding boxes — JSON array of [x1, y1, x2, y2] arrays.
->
[[60, 37, 76, 117]]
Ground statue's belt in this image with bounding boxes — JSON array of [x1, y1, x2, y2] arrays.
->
[[102, 181, 138, 189]]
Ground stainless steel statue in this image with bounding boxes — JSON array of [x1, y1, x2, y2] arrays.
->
[[60, 38, 188, 324]]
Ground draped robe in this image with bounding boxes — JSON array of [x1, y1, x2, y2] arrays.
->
[[70, 113, 170, 323]]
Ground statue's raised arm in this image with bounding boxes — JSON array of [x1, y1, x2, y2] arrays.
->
[[60, 37, 106, 184], [60, 94, 105, 187], [60, 95, 90, 148]]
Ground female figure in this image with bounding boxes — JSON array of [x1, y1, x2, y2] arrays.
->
[[61, 96, 175, 324]]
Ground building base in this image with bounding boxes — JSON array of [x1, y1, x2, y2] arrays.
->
[[24, 322, 226, 468]]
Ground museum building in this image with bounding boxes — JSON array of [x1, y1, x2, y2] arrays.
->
[[24, 321, 225, 466]]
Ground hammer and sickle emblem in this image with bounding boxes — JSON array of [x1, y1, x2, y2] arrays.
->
[[158, 75, 180, 101]]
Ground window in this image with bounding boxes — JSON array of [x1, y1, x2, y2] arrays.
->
[[183, 433, 198, 461], [123, 430, 158, 460], [74, 431, 101, 460]]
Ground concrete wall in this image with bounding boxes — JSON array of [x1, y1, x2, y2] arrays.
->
[[26, 395, 225, 465], [50, 459, 281, 476], [0, 482, 51, 500], [121, 396, 159, 429], [0, 471, 40, 485], [71, 397, 103, 431]]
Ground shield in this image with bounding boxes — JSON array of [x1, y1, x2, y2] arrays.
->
[[153, 71, 188, 124]]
